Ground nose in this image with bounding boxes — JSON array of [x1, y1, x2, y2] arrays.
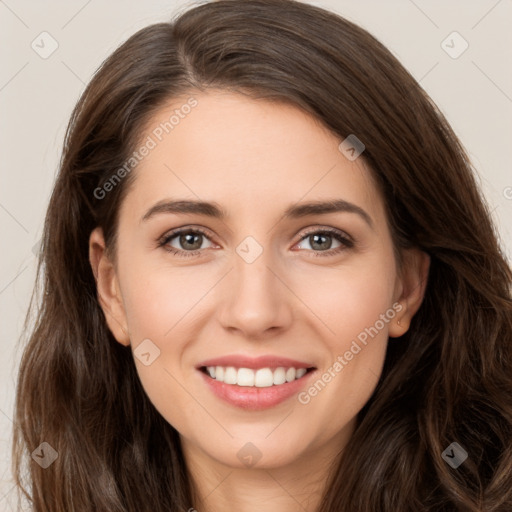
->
[[217, 246, 294, 340]]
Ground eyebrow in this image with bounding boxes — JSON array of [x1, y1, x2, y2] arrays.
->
[[141, 198, 374, 228]]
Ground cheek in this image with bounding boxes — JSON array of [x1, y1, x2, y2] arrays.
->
[[119, 271, 197, 434], [119, 260, 204, 341], [291, 255, 396, 418], [288, 253, 397, 343]]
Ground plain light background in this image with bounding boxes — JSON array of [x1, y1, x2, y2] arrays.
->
[[1, 0, 511, 508]]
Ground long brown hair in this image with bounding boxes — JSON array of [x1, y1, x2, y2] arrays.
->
[[13, 0, 512, 510]]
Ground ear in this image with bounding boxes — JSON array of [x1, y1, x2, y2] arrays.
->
[[388, 248, 430, 338], [89, 227, 130, 346]]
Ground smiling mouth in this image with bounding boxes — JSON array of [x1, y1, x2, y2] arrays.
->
[[199, 365, 316, 387]]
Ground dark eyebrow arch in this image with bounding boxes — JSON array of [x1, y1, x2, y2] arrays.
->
[[141, 199, 374, 229]]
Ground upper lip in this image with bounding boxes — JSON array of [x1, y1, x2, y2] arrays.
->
[[197, 355, 316, 370]]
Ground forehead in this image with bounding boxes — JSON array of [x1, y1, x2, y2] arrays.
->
[[120, 90, 385, 227]]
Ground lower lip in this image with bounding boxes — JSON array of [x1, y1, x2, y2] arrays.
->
[[198, 369, 316, 410]]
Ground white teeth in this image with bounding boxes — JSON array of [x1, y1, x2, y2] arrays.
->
[[205, 365, 311, 386], [273, 367, 286, 385], [237, 368, 255, 386], [296, 368, 307, 378], [215, 366, 224, 381], [285, 367, 296, 382], [224, 366, 237, 385], [254, 368, 274, 387]]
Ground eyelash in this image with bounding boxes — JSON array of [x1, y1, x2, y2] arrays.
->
[[157, 226, 354, 259]]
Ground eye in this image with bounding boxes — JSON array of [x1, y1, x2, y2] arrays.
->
[[294, 227, 354, 257], [157, 226, 354, 258], [158, 227, 215, 258]]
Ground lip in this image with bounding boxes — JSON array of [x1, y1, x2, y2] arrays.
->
[[196, 354, 315, 370], [197, 364, 317, 411]]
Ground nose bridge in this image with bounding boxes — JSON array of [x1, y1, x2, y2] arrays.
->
[[217, 233, 293, 336]]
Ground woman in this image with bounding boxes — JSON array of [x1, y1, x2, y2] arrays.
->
[[13, 0, 512, 510]]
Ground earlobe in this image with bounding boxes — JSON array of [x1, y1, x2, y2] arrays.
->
[[389, 248, 430, 338], [89, 227, 131, 346]]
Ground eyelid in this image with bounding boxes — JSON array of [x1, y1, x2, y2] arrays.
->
[[297, 225, 353, 244], [157, 224, 354, 257], [157, 225, 216, 250], [158, 224, 352, 243]]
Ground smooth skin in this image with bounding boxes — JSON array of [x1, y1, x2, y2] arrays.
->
[[89, 90, 430, 512]]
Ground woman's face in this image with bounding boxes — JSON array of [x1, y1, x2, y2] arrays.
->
[[90, 90, 428, 472]]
